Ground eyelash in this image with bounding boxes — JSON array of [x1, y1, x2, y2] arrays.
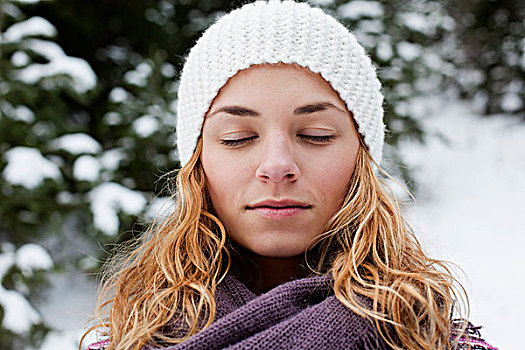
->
[[220, 135, 335, 147], [220, 136, 257, 147], [301, 135, 335, 143]]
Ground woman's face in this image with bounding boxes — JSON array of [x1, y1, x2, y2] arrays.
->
[[201, 64, 360, 258]]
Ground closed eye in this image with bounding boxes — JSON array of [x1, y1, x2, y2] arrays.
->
[[220, 136, 258, 147], [220, 134, 335, 147], [299, 135, 335, 143]]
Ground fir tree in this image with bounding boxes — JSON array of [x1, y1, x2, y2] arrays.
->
[[447, 0, 525, 115]]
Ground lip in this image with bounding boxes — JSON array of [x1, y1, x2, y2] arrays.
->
[[246, 199, 311, 219]]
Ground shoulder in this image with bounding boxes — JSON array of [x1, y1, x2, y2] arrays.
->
[[85, 340, 109, 350]]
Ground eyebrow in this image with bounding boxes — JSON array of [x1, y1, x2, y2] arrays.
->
[[208, 102, 346, 118]]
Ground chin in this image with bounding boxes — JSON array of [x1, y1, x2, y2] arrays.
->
[[245, 239, 310, 258]]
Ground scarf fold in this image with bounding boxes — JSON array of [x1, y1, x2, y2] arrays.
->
[[160, 274, 391, 350]]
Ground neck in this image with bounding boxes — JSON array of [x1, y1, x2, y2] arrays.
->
[[232, 246, 307, 295]]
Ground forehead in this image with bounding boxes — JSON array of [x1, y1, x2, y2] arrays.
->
[[221, 63, 330, 91], [208, 63, 348, 112]]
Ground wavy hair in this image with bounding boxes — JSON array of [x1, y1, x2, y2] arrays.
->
[[81, 136, 468, 350]]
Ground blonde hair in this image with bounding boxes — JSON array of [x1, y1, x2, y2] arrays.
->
[[82, 137, 468, 350]]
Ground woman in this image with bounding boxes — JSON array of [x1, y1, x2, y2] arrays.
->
[[83, 1, 496, 349]]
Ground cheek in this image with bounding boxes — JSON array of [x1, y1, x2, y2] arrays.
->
[[202, 148, 252, 210], [310, 149, 356, 206], [203, 159, 230, 206]]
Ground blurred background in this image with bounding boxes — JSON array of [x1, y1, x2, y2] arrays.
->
[[0, 0, 523, 349]]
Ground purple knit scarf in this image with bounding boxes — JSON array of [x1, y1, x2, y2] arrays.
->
[[154, 274, 392, 350], [86, 275, 498, 350], [86, 275, 497, 350]]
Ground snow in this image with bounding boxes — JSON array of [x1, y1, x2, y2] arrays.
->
[[37, 272, 99, 350], [307, 0, 334, 6], [104, 45, 128, 63], [376, 40, 393, 61], [161, 63, 176, 78], [357, 19, 384, 34], [14, 39, 97, 93], [73, 155, 101, 182], [51, 133, 102, 155], [0, 245, 15, 281], [396, 41, 421, 61], [14, 0, 46, 3], [40, 329, 84, 350], [397, 11, 455, 35], [12, 105, 35, 123], [100, 149, 125, 171], [338, 1, 383, 20], [17, 57, 97, 93], [102, 111, 123, 125], [398, 100, 525, 350], [143, 196, 175, 221], [11, 50, 30, 67], [0, 288, 41, 333], [1, 16, 56, 42], [0, 245, 47, 334], [145, 8, 167, 26], [109, 87, 129, 103], [398, 12, 431, 34], [354, 32, 376, 49], [500, 93, 523, 112], [124, 62, 153, 87], [23, 38, 64, 60], [521, 39, 525, 70], [88, 182, 147, 235], [2, 4, 22, 22], [56, 191, 76, 205], [133, 114, 160, 138], [3, 146, 62, 189], [423, 52, 447, 72], [15, 243, 53, 277]]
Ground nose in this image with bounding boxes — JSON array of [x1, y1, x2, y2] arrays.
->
[[255, 134, 300, 183]]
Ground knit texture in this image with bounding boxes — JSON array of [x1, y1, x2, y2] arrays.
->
[[154, 274, 391, 350], [176, 0, 385, 166], [84, 276, 498, 350]]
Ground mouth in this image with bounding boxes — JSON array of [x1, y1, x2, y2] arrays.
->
[[248, 204, 311, 209], [246, 200, 311, 210], [246, 200, 311, 219]]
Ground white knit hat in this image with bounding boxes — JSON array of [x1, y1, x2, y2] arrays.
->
[[176, 0, 385, 166]]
